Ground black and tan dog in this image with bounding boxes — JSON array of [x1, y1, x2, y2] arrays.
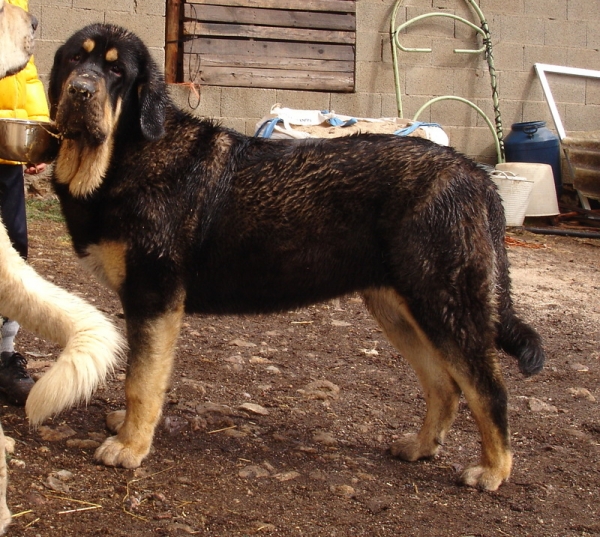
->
[[48, 23, 545, 491]]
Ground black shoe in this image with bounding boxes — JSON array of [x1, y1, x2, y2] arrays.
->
[[0, 351, 35, 406]]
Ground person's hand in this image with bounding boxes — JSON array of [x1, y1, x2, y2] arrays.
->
[[24, 163, 47, 175]]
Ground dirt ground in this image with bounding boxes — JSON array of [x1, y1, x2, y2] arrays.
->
[[1, 207, 598, 537]]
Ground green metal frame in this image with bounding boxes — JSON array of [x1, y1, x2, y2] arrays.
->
[[390, 0, 505, 163]]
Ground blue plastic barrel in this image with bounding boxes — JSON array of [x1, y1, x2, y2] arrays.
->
[[504, 121, 562, 194]]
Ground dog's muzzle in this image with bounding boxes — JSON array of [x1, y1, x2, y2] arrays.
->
[[55, 70, 110, 144], [67, 74, 99, 102]]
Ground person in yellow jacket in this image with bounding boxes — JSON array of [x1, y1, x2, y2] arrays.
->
[[0, 0, 48, 405]]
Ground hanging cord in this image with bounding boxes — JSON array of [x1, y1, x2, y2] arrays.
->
[[182, 4, 202, 110], [479, 20, 505, 160], [463, 0, 505, 160]]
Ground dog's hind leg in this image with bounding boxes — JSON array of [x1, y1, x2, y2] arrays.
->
[[363, 288, 461, 461], [363, 287, 512, 491], [95, 305, 184, 468]]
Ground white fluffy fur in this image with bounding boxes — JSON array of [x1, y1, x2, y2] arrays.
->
[[0, 221, 126, 424], [0, 6, 124, 533]]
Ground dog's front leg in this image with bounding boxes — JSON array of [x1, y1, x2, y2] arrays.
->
[[95, 305, 184, 468]]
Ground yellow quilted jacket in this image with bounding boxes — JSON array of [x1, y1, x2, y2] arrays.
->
[[0, 0, 50, 164]]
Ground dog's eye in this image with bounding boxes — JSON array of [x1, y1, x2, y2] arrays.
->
[[70, 53, 81, 63], [110, 64, 123, 77]]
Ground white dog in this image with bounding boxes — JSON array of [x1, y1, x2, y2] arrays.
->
[[0, 2, 125, 532]]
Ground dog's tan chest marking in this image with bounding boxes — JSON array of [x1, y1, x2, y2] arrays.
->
[[82, 241, 127, 292]]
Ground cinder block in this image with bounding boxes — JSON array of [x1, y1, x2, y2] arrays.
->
[[429, 97, 479, 127], [482, 99, 523, 134], [380, 93, 401, 117], [398, 94, 433, 121], [566, 48, 600, 70], [220, 87, 277, 119], [564, 102, 600, 131], [522, 100, 560, 126], [542, 75, 586, 104], [500, 15, 544, 45], [544, 19, 587, 48], [567, 0, 600, 20], [496, 70, 543, 102], [523, 45, 568, 69], [30, 40, 61, 79], [430, 37, 488, 69], [75, 0, 132, 11], [453, 68, 497, 101], [480, 0, 524, 15], [169, 84, 221, 118], [444, 125, 499, 162], [38, 7, 103, 41], [587, 21, 600, 49], [330, 92, 383, 118], [356, 31, 384, 63], [135, 0, 166, 16], [387, 34, 435, 67], [524, 0, 567, 19], [274, 91, 332, 112], [586, 81, 600, 106], [357, 0, 394, 34], [218, 117, 246, 134], [405, 66, 455, 96], [405, 6, 456, 39], [103, 13, 165, 47], [490, 42, 524, 71], [355, 60, 396, 94]]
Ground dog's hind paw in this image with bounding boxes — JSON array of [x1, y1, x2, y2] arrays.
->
[[94, 436, 148, 469], [106, 409, 126, 433], [389, 433, 440, 461], [460, 464, 509, 491]]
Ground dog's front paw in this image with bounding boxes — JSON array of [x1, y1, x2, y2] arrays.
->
[[460, 464, 510, 491], [94, 436, 148, 469], [389, 433, 440, 461]]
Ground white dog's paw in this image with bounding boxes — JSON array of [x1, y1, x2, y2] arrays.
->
[[3, 437, 15, 456]]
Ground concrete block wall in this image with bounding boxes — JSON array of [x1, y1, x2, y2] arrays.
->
[[29, 0, 600, 167], [28, 0, 166, 87]]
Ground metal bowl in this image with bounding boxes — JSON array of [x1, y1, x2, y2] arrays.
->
[[0, 118, 59, 164]]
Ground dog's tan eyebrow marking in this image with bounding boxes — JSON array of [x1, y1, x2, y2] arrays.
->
[[105, 48, 119, 62], [82, 39, 95, 53]]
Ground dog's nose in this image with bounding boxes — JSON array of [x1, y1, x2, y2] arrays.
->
[[68, 77, 97, 101], [30, 15, 39, 32]]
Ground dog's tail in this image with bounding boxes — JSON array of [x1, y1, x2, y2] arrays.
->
[[487, 184, 546, 376], [0, 223, 125, 425]]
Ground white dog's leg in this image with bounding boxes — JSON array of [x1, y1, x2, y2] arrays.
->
[[0, 423, 11, 536], [0, 220, 125, 424]]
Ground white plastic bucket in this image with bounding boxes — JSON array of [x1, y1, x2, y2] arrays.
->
[[490, 170, 535, 227], [495, 162, 559, 216]]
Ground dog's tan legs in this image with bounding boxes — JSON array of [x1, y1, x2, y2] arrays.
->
[[449, 361, 513, 491], [95, 306, 183, 468], [363, 288, 512, 491], [363, 288, 461, 460], [0, 424, 11, 535]]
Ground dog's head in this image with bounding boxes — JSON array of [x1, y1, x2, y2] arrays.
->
[[49, 23, 169, 145], [0, 0, 37, 79]]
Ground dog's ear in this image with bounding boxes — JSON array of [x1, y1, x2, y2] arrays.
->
[[48, 45, 65, 120], [137, 53, 169, 141]]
